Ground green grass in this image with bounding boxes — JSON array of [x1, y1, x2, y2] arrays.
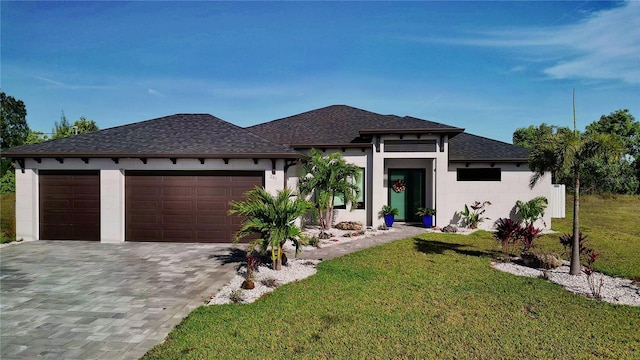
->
[[537, 194, 640, 279], [143, 195, 640, 360], [0, 193, 16, 243]]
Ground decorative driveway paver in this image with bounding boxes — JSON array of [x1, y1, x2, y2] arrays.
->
[[0, 241, 245, 360]]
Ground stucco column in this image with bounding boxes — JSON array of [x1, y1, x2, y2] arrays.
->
[[371, 146, 385, 227], [100, 169, 125, 243], [15, 168, 38, 242]]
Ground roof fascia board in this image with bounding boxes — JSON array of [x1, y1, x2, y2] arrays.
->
[[359, 128, 464, 135]]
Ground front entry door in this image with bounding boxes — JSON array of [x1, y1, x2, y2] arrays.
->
[[389, 169, 425, 222]]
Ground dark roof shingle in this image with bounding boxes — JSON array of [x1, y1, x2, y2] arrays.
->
[[4, 114, 301, 158], [247, 105, 464, 146], [449, 133, 530, 161]]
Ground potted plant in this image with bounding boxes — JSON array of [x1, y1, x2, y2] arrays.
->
[[415, 207, 436, 228], [380, 205, 399, 227]]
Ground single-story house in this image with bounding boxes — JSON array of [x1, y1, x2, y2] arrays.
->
[[4, 105, 550, 243]]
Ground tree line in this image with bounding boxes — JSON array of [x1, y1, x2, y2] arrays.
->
[[0, 91, 99, 193], [513, 109, 639, 195]]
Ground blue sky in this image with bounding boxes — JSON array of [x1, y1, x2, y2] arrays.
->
[[2, 1, 639, 143]]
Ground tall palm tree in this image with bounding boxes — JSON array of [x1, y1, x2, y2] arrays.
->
[[529, 98, 623, 275], [229, 187, 313, 270], [298, 149, 360, 231]]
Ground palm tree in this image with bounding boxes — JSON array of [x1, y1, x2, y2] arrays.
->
[[298, 149, 360, 232], [529, 95, 623, 275], [229, 187, 313, 270]]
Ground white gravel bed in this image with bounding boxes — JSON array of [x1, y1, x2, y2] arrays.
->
[[208, 259, 321, 305], [492, 261, 640, 306], [284, 225, 395, 252]]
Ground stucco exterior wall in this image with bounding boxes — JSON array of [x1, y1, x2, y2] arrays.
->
[[15, 158, 287, 243], [439, 163, 552, 230]]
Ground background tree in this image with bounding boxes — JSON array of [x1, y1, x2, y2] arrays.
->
[[513, 123, 570, 149], [53, 114, 99, 139], [298, 149, 360, 231], [0, 92, 29, 150], [583, 109, 640, 194], [25, 130, 49, 145], [1, 92, 30, 178], [529, 97, 624, 275], [229, 187, 313, 270]]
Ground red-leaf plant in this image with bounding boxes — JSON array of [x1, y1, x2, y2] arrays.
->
[[582, 247, 604, 299], [493, 218, 523, 261], [521, 224, 542, 253]]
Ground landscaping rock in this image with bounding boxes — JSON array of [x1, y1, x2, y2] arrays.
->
[[442, 225, 458, 233], [335, 221, 363, 231], [241, 279, 255, 290], [318, 232, 333, 240], [521, 252, 563, 269]]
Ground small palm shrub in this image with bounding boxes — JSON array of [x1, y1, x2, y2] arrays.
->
[[229, 187, 313, 270]]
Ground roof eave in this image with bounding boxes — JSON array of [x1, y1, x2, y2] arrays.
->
[[450, 158, 529, 163], [359, 128, 465, 136], [287, 143, 372, 150], [2, 152, 304, 160]]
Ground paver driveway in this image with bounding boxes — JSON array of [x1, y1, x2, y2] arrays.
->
[[0, 241, 245, 360]]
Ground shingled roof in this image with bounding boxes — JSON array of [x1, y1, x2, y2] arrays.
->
[[247, 105, 464, 147], [4, 114, 302, 159], [449, 133, 530, 161]]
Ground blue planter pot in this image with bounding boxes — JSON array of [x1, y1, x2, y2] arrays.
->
[[384, 214, 395, 227], [421, 215, 433, 228]]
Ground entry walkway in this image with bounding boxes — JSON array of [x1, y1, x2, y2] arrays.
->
[[293, 224, 428, 261]]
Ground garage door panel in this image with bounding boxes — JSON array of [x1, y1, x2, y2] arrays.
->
[[126, 171, 263, 242], [129, 229, 159, 240], [128, 200, 160, 210], [41, 185, 74, 196], [42, 199, 72, 209], [129, 214, 159, 225], [74, 212, 100, 224], [162, 187, 193, 197], [162, 200, 193, 211], [39, 171, 100, 241], [196, 187, 228, 197], [162, 215, 193, 225]]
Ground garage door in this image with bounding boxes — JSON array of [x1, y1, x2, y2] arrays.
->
[[39, 170, 100, 241], [125, 171, 263, 242]]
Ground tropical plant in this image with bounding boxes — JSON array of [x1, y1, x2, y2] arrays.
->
[[460, 201, 491, 229], [493, 218, 523, 260], [380, 205, 399, 216], [515, 196, 548, 226], [582, 246, 604, 299], [229, 187, 313, 270], [559, 232, 589, 260], [529, 92, 624, 275], [415, 207, 436, 216], [520, 223, 542, 253], [298, 149, 360, 232]]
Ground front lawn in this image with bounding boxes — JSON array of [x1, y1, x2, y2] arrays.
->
[[143, 195, 640, 359], [0, 193, 16, 243]]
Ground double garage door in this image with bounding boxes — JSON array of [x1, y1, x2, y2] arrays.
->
[[39, 170, 263, 242]]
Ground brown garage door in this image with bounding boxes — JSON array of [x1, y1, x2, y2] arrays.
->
[[39, 170, 100, 241], [125, 171, 263, 242]]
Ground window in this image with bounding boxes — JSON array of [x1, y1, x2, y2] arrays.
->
[[384, 140, 436, 152], [457, 168, 501, 181], [333, 168, 365, 209]]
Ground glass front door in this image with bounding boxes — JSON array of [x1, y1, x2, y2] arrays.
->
[[389, 169, 425, 222]]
